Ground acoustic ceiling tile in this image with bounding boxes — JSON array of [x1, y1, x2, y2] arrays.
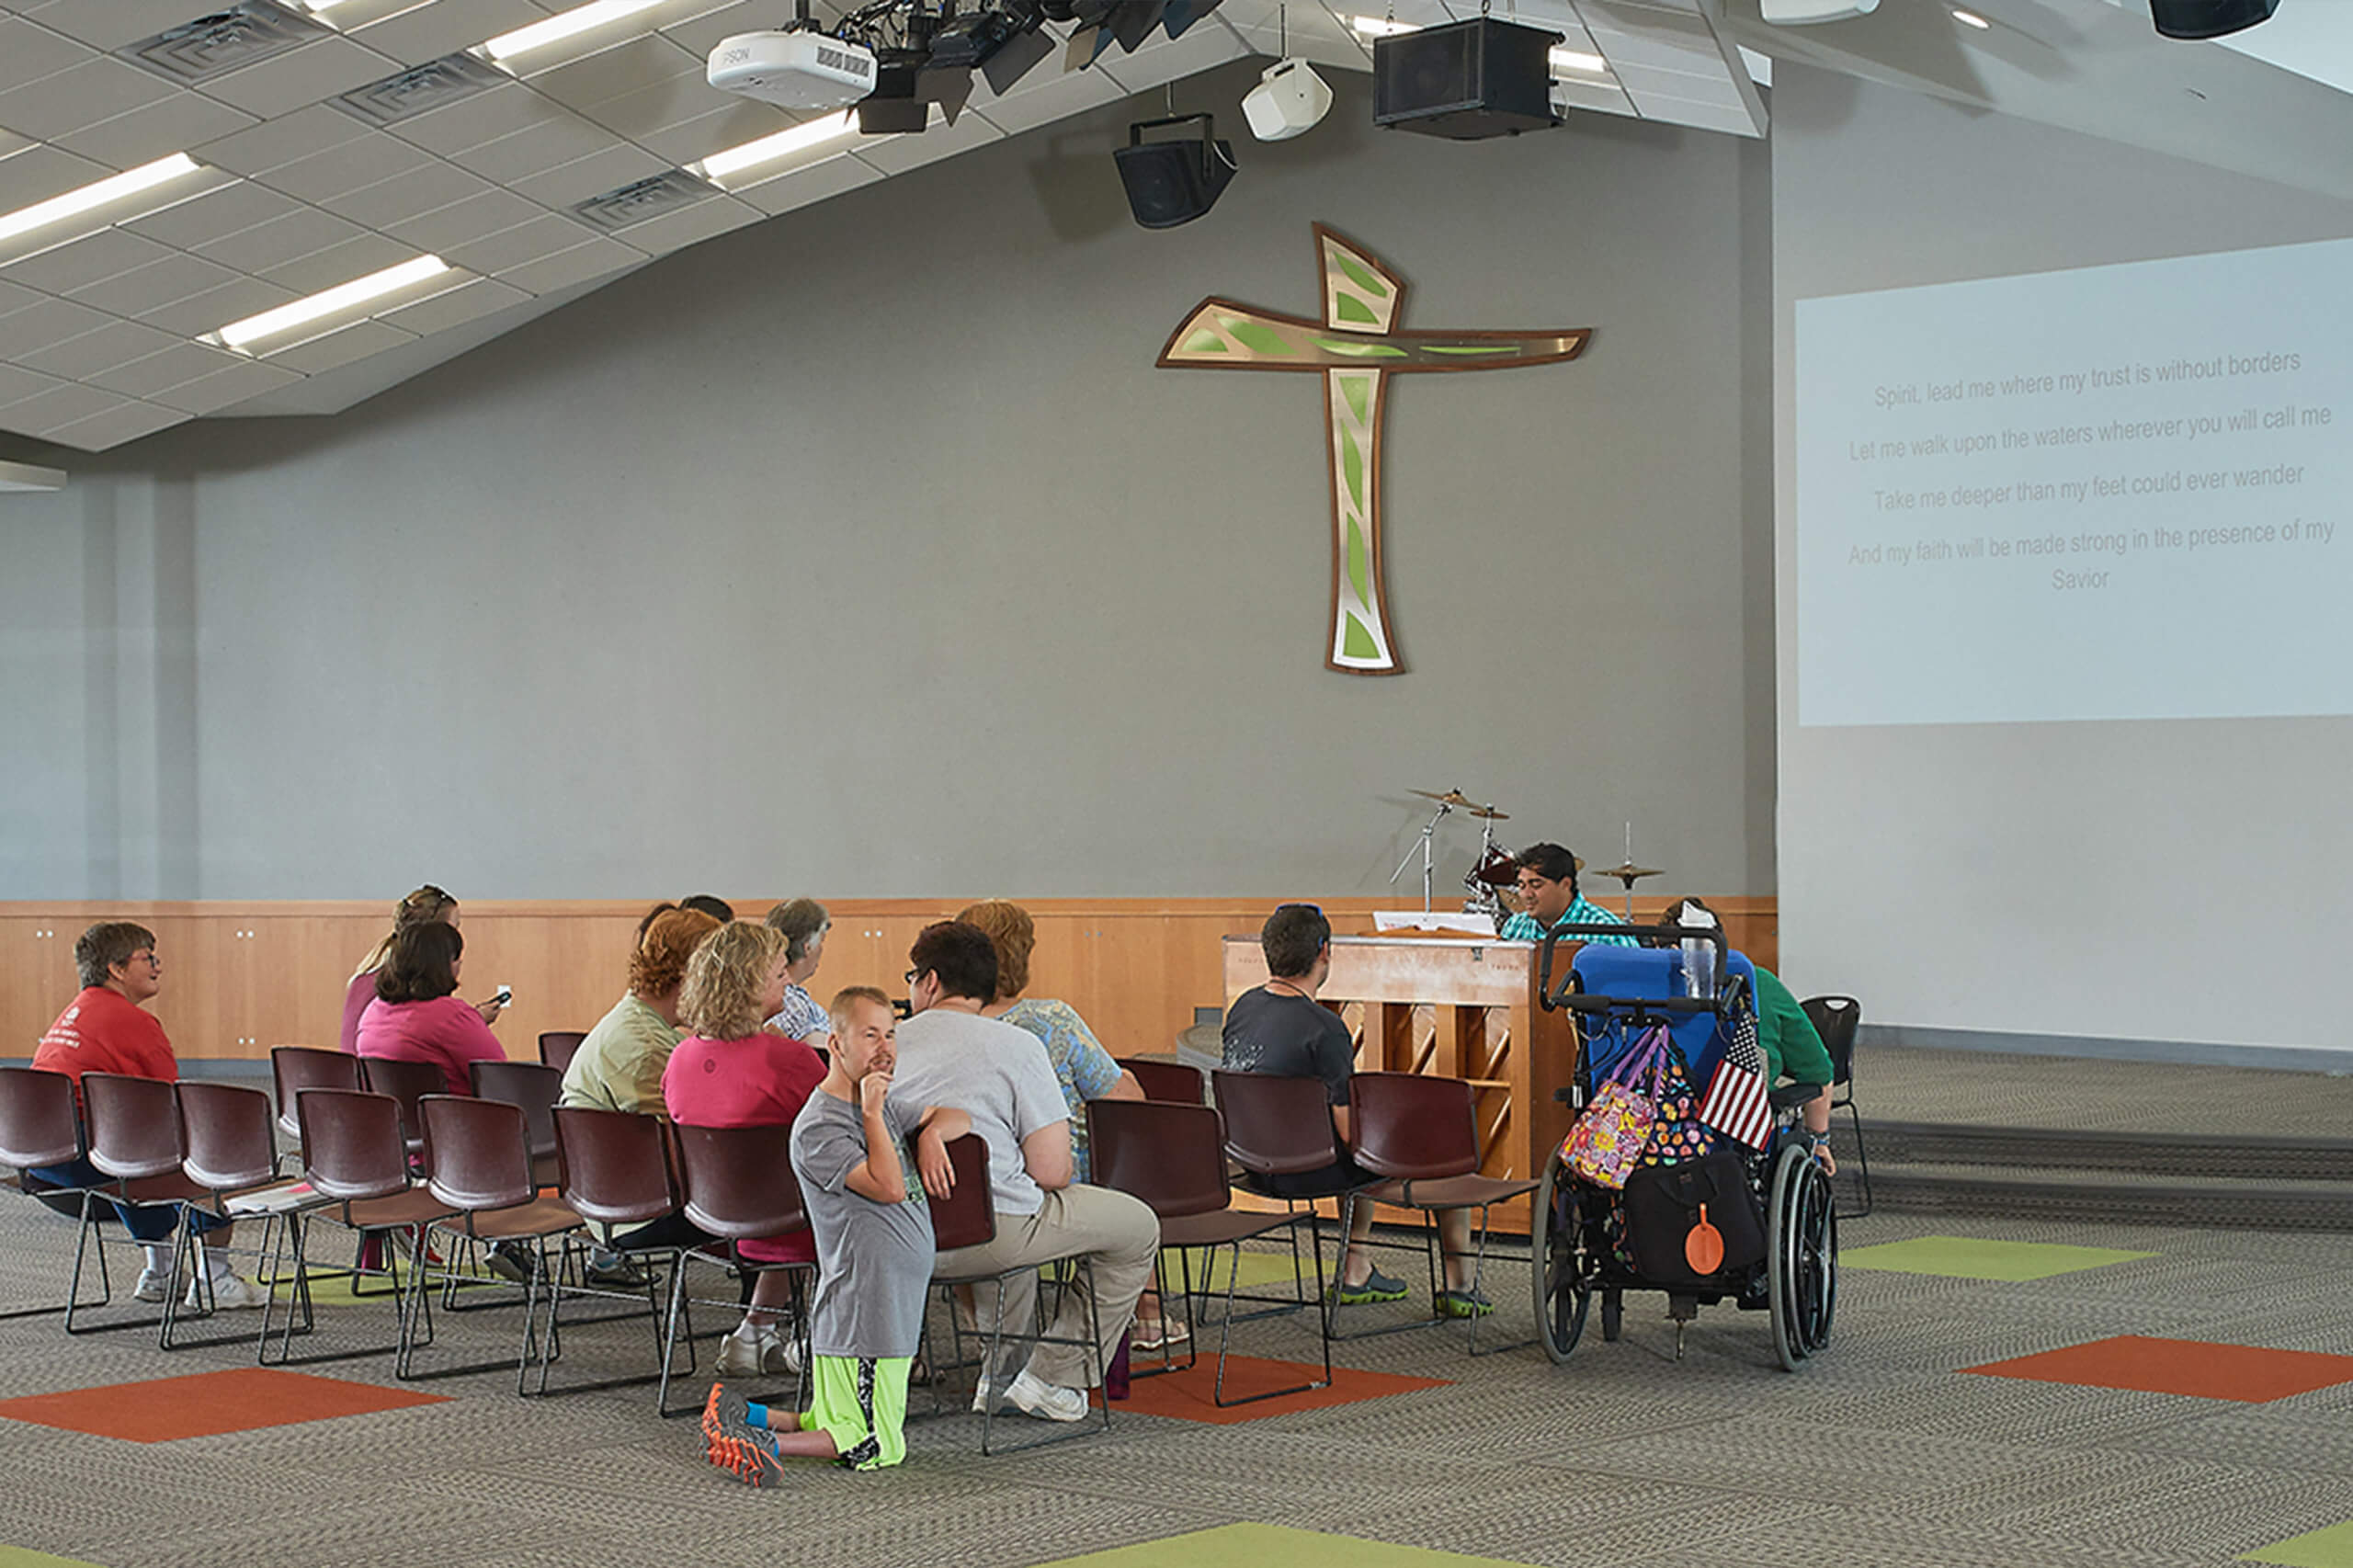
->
[[4, 226, 177, 294], [968, 62, 1129, 138], [320, 158, 491, 226], [1609, 58, 1739, 98], [441, 209, 597, 272], [730, 148, 880, 216], [1556, 79, 1638, 118], [193, 103, 374, 176], [197, 36, 408, 120], [657, 3, 764, 59], [122, 179, 305, 249], [51, 88, 260, 172], [41, 396, 187, 451], [1090, 21, 1247, 96], [0, 55, 183, 141], [73, 252, 248, 318], [629, 98, 790, 165], [0, 358, 69, 408], [254, 130, 432, 202], [495, 233, 641, 294], [257, 315, 414, 373], [604, 188, 757, 256], [523, 34, 700, 110], [0, 17, 95, 93], [350, 0, 549, 67], [576, 68, 741, 143], [138, 273, 302, 338], [0, 293, 114, 358], [1630, 92, 1765, 137], [446, 109, 620, 182], [0, 278, 45, 317], [194, 203, 374, 274], [376, 272, 529, 334], [15, 315, 182, 378], [384, 81, 552, 156], [255, 231, 418, 294], [381, 185, 544, 249], [849, 108, 1004, 177], [26, 1, 233, 52], [147, 355, 302, 415], [0, 378, 123, 434], [0, 142, 110, 211], [86, 338, 250, 398], [503, 138, 667, 208]]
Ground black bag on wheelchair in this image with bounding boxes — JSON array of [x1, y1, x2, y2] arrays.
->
[[1622, 1149, 1766, 1286]]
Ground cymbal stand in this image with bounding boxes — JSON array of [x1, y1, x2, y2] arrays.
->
[[1461, 815, 1504, 921], [1390, 798, 1452, 915]]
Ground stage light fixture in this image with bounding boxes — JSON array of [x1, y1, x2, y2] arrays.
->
[[858, 57, 928, 133], [2148, 0, 2278, 39]]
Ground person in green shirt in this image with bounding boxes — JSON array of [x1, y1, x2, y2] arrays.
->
[[1660, 898, 1838, 1174]]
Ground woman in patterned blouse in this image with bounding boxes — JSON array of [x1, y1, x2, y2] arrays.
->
[[762, 899, 835, 1044]]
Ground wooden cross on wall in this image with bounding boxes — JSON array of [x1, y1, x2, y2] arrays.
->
[[1157, 224, 1591, 675]]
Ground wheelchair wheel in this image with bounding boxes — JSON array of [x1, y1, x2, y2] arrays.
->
[[1531, 1151, 1592, 1365], [1767, 1142, 1838, 1371]]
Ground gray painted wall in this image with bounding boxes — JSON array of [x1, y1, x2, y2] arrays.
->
[[2, 62, 1773, 903]]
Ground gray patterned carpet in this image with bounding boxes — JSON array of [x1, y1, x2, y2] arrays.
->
[[0, 1198, 2347, 1568], [1859, 1046, 2353, 1136]]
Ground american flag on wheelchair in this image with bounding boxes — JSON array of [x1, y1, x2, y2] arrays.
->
[[1697, 1005, 1774, 1150]]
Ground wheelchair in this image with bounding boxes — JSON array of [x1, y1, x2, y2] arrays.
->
[[1529, 928, 1837, 1372]]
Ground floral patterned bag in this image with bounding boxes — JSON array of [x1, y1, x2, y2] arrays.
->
[[1563, 1025, 1670, 1190]]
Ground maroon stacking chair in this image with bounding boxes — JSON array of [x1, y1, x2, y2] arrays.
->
[[1118, 1057, 1206, 1105], [271, 1046, 358, 1143], [1347, 1071, 1538, 1355], [417, 1095, 583, 1390], [921, 1132, 1110, 1456], [469, 1059, 563, 1187], [667, 1122, 815, 1411], [538, 1031, 588, 1074], [357, 1056, 446, 1161], [0, 1067, 108, 1321], [71, 1072, 210, 1339], [553, 1107, 693, 1407], [170, 1081, 301, 1351], [1090, 1098, 1327, 1405], [273, 1087, 454, 1369], [1210, 1069, 1375, 1332]]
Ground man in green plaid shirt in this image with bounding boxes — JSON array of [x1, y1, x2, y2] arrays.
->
[[1497, 843, 1638, 947]]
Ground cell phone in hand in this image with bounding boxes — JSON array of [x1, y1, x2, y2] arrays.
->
[[491, 985, 513, 1007]]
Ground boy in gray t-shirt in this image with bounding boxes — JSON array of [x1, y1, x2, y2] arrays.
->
[[703, 988, 968, 1484]]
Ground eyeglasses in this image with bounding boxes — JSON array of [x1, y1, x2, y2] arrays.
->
[[904, 968, 924, 985]]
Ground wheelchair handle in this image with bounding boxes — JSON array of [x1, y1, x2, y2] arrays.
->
[[1538, 923, 1730, 1012]]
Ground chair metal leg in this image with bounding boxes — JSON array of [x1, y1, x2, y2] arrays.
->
[[1840, 1100, 1873, 1218]]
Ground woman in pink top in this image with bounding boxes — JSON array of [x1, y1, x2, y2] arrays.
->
[[340, 885, 504, 1053], [356, 921, 507, 1096], [663, 921, 826, 1378]]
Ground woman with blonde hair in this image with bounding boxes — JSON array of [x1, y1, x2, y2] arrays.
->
[[339, 886, 503, 1052], [663, 921, 827, 1377]]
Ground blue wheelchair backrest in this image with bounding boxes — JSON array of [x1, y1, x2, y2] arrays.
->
[[1571, 944, 1756, 1088]]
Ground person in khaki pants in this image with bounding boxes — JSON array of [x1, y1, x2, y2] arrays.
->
[[888, 922, 1161, 1424]]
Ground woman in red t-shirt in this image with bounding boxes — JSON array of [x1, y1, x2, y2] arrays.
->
[[663, 921, 825, 1378]]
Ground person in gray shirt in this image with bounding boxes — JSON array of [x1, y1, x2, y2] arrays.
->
[[702, 986, 968, 1484]]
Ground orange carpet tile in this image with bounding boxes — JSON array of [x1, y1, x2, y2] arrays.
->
[[0, 1368, 449, 1442], [1961, 1335, 2353, 1403], [1094, 1353, 1448, 1425]]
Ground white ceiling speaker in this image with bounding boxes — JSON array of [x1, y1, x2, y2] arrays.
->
[[1758, 0, 1879, 22], [1243, 56, 1334, 141]]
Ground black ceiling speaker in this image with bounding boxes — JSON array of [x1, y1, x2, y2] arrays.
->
[[1114, 113, 1235, 229], [1373, 16, 1561, 140], [2149, 0, 2278, 38]]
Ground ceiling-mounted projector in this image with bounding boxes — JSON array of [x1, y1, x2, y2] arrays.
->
[[1242, 57, 1332, 142], [1758, 0, 1878, 21], [707, 30, 878, 109]]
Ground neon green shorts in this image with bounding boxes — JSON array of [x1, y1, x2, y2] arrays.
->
[[798, 1355, 912, 1471]]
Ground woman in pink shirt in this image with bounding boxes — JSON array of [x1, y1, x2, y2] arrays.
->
[[340, 885, 505, 1053], [356, 921, 506, 1096], [664, 920, 826, 1378]]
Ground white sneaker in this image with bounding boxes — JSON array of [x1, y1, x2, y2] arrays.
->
[[188, 1272, 270, 1311], [716, 1325, 802, 1376], [1003, 1369, 1089, 1423], [133, 1267, 173, 1304]]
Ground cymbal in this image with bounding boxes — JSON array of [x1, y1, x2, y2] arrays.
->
[[1410, 789, 1509, 820], [1591, 861, 1662, 884]]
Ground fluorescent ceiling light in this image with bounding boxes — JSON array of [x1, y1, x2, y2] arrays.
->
[[207, 255, 450, 350], [480, 0, 665, 63], [692, 111, 861, 184], [1951, 7, 1991, 25], [0, 153, 204, 244], [1350, 15, 1416, 36], [1551, 48, 1609, 74]]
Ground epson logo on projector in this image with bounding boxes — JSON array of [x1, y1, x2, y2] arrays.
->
[[707, 30, 878, 109]]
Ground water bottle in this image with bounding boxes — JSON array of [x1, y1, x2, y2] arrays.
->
[[1681, 936, 1717, 1000]]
